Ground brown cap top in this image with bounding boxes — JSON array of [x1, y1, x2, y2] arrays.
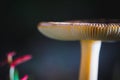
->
[[38, 20, 120, 41], [66, 19, 120, 23]]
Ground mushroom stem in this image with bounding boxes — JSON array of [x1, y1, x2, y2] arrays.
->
[[79, 40, 101, 80]]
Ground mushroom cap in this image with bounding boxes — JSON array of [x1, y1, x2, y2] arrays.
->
[[38, 20, 120, 41]]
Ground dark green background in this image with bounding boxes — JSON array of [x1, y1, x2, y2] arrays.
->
[[0, 0, 120, 80]]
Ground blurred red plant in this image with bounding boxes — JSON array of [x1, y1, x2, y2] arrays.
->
[[11, 54, 32, 67], [0, 51, 32, 80]]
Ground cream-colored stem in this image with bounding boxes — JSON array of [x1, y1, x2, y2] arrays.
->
[[79, 40, 101, 80]]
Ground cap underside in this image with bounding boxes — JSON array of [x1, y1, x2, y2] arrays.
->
[[38, 22, 120, 41]]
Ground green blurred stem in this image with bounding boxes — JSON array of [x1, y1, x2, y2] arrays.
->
[[10, 66, 15, 80]]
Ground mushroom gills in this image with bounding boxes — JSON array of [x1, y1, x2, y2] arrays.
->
[[39, 23, 120, 41]]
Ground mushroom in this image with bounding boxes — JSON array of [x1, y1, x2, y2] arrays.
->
[[37, 19, 120, 80]]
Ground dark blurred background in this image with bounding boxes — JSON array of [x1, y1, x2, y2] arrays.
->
[[0, 0, 120, 80]]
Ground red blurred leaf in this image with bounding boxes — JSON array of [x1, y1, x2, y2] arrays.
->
[[20, 75, 28, 80], [11, 54, 32, 67]]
